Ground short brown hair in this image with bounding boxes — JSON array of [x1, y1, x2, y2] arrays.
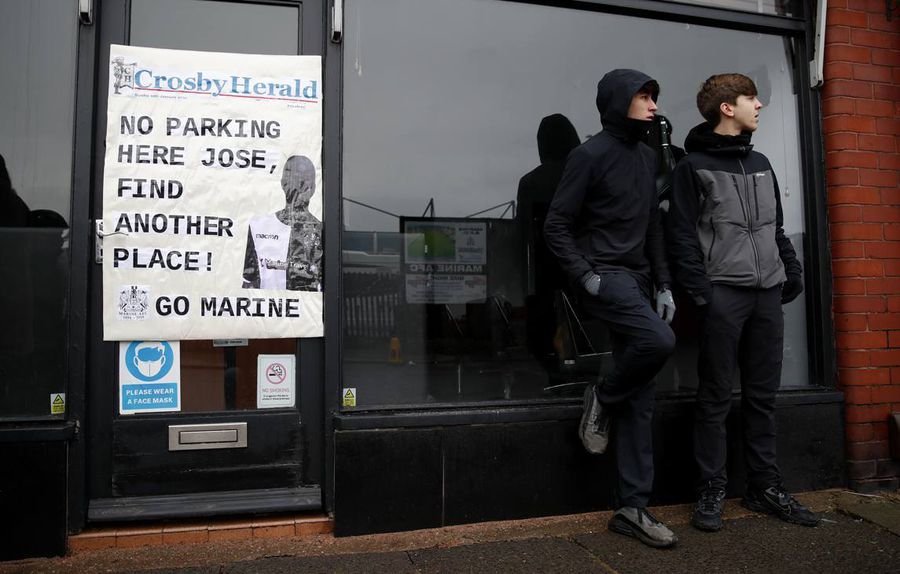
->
[[696, 74, 758, 125]]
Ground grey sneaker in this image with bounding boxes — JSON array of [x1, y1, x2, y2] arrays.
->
[[578, 384, 609, 454], [608, 507, 678, 549]]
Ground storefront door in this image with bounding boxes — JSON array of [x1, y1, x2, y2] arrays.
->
[[85, 0, 324, 521]]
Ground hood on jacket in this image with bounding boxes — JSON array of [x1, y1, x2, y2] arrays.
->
[[537, 114, 580, 164], [684, 121, 753, 155], [595, 69, 659, 142]]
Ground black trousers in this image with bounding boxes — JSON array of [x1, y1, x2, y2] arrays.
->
[[579, 271, 675, 508], [694, 284, 783, 492]]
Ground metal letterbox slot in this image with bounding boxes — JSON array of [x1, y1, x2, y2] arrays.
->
[[168, 422, 248, 451], [180, 429, 238, 444]]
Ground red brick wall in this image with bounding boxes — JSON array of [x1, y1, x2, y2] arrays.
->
[[823, 1, 900, 491]]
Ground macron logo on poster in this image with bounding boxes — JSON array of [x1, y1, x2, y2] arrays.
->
[[112, 56, 319, 101], [119, 341, 181, 415]]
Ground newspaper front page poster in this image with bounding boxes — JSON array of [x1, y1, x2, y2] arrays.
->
[[102, 45, 323, 340]]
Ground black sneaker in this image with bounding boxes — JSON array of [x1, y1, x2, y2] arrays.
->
[[608, 507, 678, 549], [691, 487, 726, 532], [578, 384, 609, 454], [741, 486, 821, 527]]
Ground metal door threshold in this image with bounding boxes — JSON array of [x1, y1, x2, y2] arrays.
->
[[88, 485, 322, 522]]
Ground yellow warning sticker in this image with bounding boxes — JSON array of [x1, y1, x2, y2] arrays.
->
[[342, 388, 357, 407], [51, 393, 66, 415]]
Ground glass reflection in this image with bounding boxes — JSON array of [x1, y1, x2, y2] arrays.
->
[[0, 0, 77, 418], [517, 114, 579, 371], [341, 0, 810, 408], [0, 154, 70, 417]]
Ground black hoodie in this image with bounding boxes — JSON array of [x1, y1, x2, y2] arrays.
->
[[665, 122, 801, 304], [544, 69, 669, 288]]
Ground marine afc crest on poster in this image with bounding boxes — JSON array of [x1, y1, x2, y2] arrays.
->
[[117, 285, 150, 321]]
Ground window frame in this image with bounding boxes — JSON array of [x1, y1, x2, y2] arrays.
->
[[0, 0, 81, 423], [505, 0, 806, 32], [327, 0, 831, 416]]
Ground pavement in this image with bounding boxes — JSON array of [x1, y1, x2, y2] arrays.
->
[[2, 489, 899, 574]]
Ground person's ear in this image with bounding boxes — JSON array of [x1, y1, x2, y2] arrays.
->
[[719, 102, 735, 119]]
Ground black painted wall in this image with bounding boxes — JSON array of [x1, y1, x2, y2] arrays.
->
[[333, 396, 844, 536], [0, 442, 68, 559]]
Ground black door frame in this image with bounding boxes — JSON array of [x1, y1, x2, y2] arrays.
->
[[70, 0, 328, 530], [321, 0, 342, 514], [67, 0, 100, 534]]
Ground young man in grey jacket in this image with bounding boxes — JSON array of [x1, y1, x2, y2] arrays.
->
[[666, 73, 819, 532]]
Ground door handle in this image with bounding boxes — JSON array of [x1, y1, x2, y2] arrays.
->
[[94, 219, 128, 264], [94, 220, 104, 264]]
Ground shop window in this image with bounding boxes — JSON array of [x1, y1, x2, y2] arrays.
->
[[341, 0, 811, 408], [130, 0, 300, 54], [0, 1, 77, 418]]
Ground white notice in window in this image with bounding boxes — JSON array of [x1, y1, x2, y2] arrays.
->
[[257, 354, 296, 409]]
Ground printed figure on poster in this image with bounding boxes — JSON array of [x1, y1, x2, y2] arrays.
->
[[101, 44, 323, 340], [242, 155, 322, 291]]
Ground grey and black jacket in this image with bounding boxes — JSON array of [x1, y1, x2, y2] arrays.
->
[[666, 122, 801, 305]]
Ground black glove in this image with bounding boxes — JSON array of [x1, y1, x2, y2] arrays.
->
[[689, 282, 713, 308], [781, 273, 803, 304]]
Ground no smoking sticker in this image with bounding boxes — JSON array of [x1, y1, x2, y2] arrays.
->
[[265, 363, 288, 385], [257, 354, 295, 409]]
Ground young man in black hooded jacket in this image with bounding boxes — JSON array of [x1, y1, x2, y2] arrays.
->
[[666, 73, 820, 532], [545, 69, 678, 549]]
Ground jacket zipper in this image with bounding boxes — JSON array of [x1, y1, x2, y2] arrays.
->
[[739, 158, 762, 288], [752, 174, 760, 220], [707, 220, 717, 261], [730, 175, 748, 221]]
